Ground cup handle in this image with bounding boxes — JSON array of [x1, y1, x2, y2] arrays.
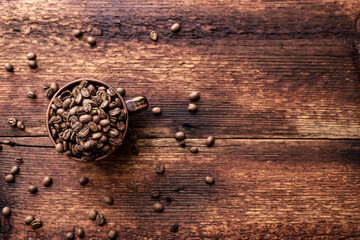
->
[[125, 96, 149, 115]]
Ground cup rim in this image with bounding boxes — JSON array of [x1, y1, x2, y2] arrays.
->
[[45, 78, 129, 162]]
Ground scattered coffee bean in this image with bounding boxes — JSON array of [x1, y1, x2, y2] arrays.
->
[[73, 29, 82, 38], [28, 185, 38, 194], [15, 157, 23, 163], [206, 136, 215, 146], [10, 165, 19, 175], [104, 196, 113, 205], [79, 177, 89, 186], [28, 60, 37, 69], [5, 174, 14, 183], [171, 23, 181, 33], [150, 31, 158, 41], [7, 117, 17, 127], [116, 87, 126, 96], [190, 146, 198, 153], [88, 210, 97, 220], [96, 213, 105, 225], [152, 107, 161, 115], [108, 230, 117, 240], [16, 121, 25, 130], [42, 176, 52, 187], [189, 91, 200, 101], [66, 232, 75, 240], [45, 88, 55, 98], [87, 37, 96, 46], [76, 228, 85, 237], [174, 131, 185, 141], [24, 215, 35, 225], [205, 176, 214, 184], [50, 82, 58, 92], [188, 103, 198, 112], [43, 84, 50, 90], [179, 140, 186, 148], [27, 91, 36, 98], [153, 202, 164, 212], [4, 62, 14, 72], [170, 224, 179, 232], [27, 52, 36, 60], [155, 162, 165, 174], [55, 143, 64, 153], [151, 191, 160, 199], [30, 219, 42, 229], [2, 207, 11, 216]]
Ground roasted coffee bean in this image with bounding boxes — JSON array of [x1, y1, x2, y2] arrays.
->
[[109, 107, 121, 116], [96, 213, 105, 225], [98, 86, 106, 91], [76, 228, 85, 238], [27, 91, 36, 98], [190, 147, 198, 153], [56, 108, 65, 116], [28, 185, 38, 194], [99, 119, 110, 127], [2, 207, 11, 216], [60, 89, 73, 100], [109, 136, 122, 146], [171, 23, 181, 32], [88, 210, 97, 220], [79, 114, 93, 123], [206, 136, 215, 146], [42, 176, 52, 187], [28, 60, 37, 68], [30, 219, 42, 229], [81, 87, 91, 98], [189, 91, 200, 101], [16, 121, 25, 130], [170, 224, 179, 232], [50, 82, 58, 92], [24, 215, 35, 225], [66, 232, 75, 240], [78, 125, 90, 138], [93, 115, 100, 123], [62, 98, 72, 109], [155, 162, 165, 174], [205, 176, 214, 184], [106, 88, 116, 97], [88, 121, 98, 132], [79, 177, 89, 185], [55, 143, 64, 153], [27, 52, 36, 60], [49, 116, 62, 125], [116, 87, 126, 96], [116, 121, 125, 131], [73, 29, 82, 38], [53, 97, 63, 108], [174, 131, 185, 141], [150, 31, 158, 41], [188, 103, 198, 112], [108, 128, 119, 138], [4, 62, 14, 72], [43, 84, 50, 90], [108, 230, 117, 240], [7, 117, 17, 127], [5, 174, 14, 183], [15, 157, 23, 163], [104, 196, 114, 205], [10, 165, 19, 175], [87, 36, 96, 46], [45, 88, 55, 98], [151, 191, 160, 199], [152, 107, 161, 115], [153, 202, 164, 212]]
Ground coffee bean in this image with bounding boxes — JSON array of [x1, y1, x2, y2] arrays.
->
[[50, 82, 58, 92], [190, 146, 198, 153], [42, 176, 52, 187], [7, 117, 17, 127], [99, 119, 110, 127], [104, 196, 113, 205], [2, 207, 11, 216], [10, 165, 19, 175], [66, 232, 75, 240], [153, 202, 164, 212], [79, 176, 89, 185], [152, 107, 161, 115], [171, 23, 181, 33], [27, 52, 36, 60], [24, 215, 35, 225], [179, 140, 186, 148], [170, 224, 179, 232], [43, 84, 50, 90], [27, 91, 36, 98], [150, 31, 158, 41], [96, 213, 105, 225], [16, 121, 25, 130], [5, 174, 14, 183], [108, 230, 117, 240], [116, 87, 126, 96], [188, 103, 198, 112], [73, 29, 82, 38], [87, 37, 96, 46], [189, 91, 200, 101], [206, 136, 215, 146], [55, 143, 63, 153], [205, 176, 214, 184], [28, 185, 38, 194], [151, 191, 160, 199], [76, 228, 85, 237], [174, 131, 185, 141], [45, 88, 55, 98], [15, 157, 23, 163], [88, 210, 97, 220], [4, 62, 14, 72], [30, 219, 42, 229], [155, 162, 165, 174], [79, 114, 93, 123], [28, 60, 37, 68]]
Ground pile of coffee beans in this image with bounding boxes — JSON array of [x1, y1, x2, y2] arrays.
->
[[48, 80, 127, 161]]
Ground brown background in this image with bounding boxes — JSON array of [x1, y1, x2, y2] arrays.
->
[[1, 0, 360, 239]]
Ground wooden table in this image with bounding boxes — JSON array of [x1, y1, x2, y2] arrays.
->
[[1, 0, 360, 239]]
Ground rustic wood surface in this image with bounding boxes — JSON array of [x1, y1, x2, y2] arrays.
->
[[0, 0, 360, 239]]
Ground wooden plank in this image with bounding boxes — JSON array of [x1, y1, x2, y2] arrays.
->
[[1, 138, 360, 239]]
